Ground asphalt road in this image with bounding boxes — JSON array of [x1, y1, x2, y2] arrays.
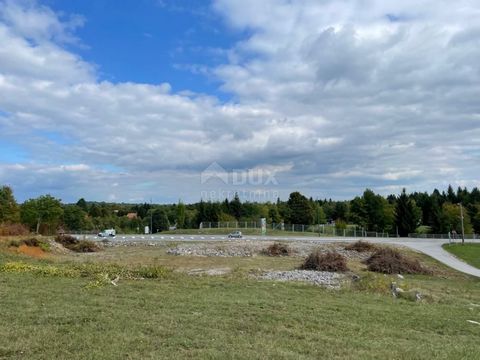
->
[[77, 233, 480, 278]]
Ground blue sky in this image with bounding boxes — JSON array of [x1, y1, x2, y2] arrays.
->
[[0, 0, 479, 203], [44, 0, 238, 97]]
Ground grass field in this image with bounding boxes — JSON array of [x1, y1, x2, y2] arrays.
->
[[1, 238, 480, 359], [443, 243, 480, 269]]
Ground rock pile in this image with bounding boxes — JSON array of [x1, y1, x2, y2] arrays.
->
[[167, 245, 253, 257], [257, 270, 344, 288]]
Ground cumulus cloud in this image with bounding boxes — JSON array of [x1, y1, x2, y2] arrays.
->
[[0, 0, 479, 202]]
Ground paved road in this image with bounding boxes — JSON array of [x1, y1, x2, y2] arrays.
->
[[78, 233, 480, 278]]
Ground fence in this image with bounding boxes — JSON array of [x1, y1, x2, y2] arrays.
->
[[408, 233, 479, 240], [199, 221, 390, 238]]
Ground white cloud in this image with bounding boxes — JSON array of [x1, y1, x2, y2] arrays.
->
[[1, 0, 480, 202]]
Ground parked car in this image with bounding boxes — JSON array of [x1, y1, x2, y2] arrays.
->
[[228, 230, 242, 239], [98, 229, 116, 237]]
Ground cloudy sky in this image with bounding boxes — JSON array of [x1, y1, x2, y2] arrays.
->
[[0, 0, 479, 203]]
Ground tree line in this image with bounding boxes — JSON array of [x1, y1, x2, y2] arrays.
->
[[0, 185, 479, 236]]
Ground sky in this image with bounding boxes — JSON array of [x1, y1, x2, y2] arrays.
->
[[0, 0, 479, 203]]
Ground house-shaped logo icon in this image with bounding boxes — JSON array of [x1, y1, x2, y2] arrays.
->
[[201, 162, 229, 184]]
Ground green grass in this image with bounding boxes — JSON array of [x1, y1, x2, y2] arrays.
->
[[1, 271, 480, 359], [1, 239, 480, 359], [443, 243, 480, 269]]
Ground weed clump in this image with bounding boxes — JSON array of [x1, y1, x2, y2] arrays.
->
[[262, 243, 292, 256], [365, 248, 431, 275], [345, 241, 377, 252], [8, 237, 50, 252], [55, 235, 99, 253], [300, 251, 348, 272]]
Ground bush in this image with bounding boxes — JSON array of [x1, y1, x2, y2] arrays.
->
[[300, 251, 348, 272], [365, 248, 430, 275], [22, 238, 40, 247], [55, 234, 78, 246], [55, 235, 99, 253], [69, 240, 99, 253], [0, 223, 29, 236], [345, 241, 377, 252], [8, 237, 50, 252], [263, 243, 291, 256]]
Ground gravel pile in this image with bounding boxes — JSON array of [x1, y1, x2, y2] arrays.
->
[[164, 241, 373, 259], [257, 270, 345, 288], [167, 245, 253, 257]]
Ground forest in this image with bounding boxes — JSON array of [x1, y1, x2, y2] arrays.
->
[[1, 185, 479, 236]]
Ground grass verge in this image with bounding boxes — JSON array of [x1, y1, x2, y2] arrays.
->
[[443, 243, 480, 269]]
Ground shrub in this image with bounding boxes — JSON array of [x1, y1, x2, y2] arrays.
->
[[263, 243, 291, 256], [55, 235, 100, 253], [345, 240, 377, 252], [55, 234, 78, 246], [69, 240, 99, 253], [8, 237, 50, 252], [22, 238, 40, 247], [0, 223, 29, 236], [300, 251, 348, 272], [365, 248, 430, 275]]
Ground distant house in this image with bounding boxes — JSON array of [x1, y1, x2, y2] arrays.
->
[[126, 212, 138, 220]]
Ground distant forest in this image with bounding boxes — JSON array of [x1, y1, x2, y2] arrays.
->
[[1, 185, 479, 236]]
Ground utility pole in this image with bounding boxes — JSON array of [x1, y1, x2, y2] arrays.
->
[[459, 203, 465, 245], [150, 198, 153, 235]]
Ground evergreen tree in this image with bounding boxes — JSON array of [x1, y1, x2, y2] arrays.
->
[[230, 193, 242, 219], [0, 185, 20, 223], [286, 192, 314, 225], [76, 198, 88, 212], [176, 201, 186, 228], [394, 189, 421, 236]]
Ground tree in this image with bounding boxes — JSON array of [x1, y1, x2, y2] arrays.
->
[[349, 196, 367, 228], [176, 201, 186, 228], [333, 202, 348, 220], [63, 205, 86, 231], [472, 206, 480, 234], [76, 198, 88, 212], [229, 193, 242, 219], [152, 208, 169, 232], [442, 203, 473, 234], [268, 206, 281, 223], [21, 195, 63, 234], [0, 186, 20, 223], [394, 189, 421, 236], [286, 192, 314, 225], [314, 204, 326, 224]]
